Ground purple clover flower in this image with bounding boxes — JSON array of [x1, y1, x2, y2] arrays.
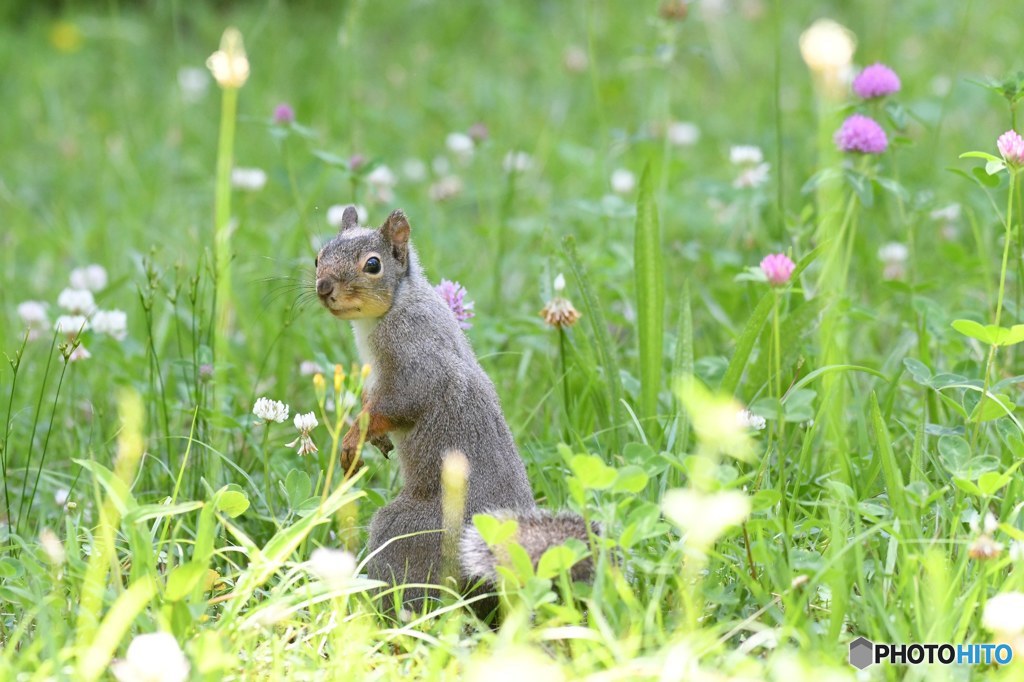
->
[[852, 63, 901, 99], [273, 103, 295, 124], [997, 130, 1024, 167], [434, 279, 475, 329], [834, 114, 888, 154], [760, 253, 795, 286]]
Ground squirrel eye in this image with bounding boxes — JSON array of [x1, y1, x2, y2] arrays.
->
[[363, 256, 382, 274], [314, 255, 319, 268]]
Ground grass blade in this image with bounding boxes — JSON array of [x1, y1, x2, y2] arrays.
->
[[563, 234, 624, 450], [634, 164, 665, 440]]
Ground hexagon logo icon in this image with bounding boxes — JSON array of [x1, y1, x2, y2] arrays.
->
[[849, 636, 874, 669]]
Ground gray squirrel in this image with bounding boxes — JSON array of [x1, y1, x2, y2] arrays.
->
[[314, 207, 594, 610]]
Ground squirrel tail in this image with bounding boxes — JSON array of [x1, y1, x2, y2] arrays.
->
[[459, 509, 598, 584]]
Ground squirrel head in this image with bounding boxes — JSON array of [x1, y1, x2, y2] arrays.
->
[[314, 207, 411, 320]]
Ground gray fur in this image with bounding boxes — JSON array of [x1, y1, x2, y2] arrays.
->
[[316, 210, 590, 608], [460, 509, 598, 583]]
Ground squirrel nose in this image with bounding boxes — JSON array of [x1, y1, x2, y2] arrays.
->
[[316, 278, 334, 297]]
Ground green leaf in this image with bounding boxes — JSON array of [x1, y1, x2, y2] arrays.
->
[[214, 487, 250, 518], [937, 436, 1000, 479], [472, 514, 519, 546], [536, 545, 580, 579], [507, 542, 535, 579], [612, 465, 649, 493], [1003, 326, 1024, 346], [952, 478, 983, 496], [0, 558, 21, 579], [977, 470, 1011, 496], [952, 319, 995, 344], [751, 489, 781, 512], [165, 562, 208, 602], [284, 469, 312, 508], [73, 459, 137, 515], [846, 170, 874, 207], [969, 393, 1014, 422], [634, 164, 665, 435], [902, 358, 932, 383], [782, 389, 816, 423], [937, 435, 971, 475], [959, 151, 1004, 163], [972, 166, 1002, 188], [123, 501, 204, 525], [570, 454, 618, 490]]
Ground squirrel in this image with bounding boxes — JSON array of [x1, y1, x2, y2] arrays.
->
[[314, 206, 594, 610]]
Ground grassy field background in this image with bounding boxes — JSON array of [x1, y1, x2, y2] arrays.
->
[[3, 0, 1024, 679]]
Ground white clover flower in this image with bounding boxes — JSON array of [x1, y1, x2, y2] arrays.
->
[[428, 176, 464, 202], [327, 204, 368, 228], [252, 397, 289, 424], [982, 592, 1024, 636], [288, 412, 319, 455], [18, 301, 48, 325], [503, 150, 533, 174], [206, 27, 249, 90], [877, 242, 909, 264], [54, 315, 89, 336], [294, 411, 318, 432], [177, 66, 210, 103], [307, 547, 357, 587], [111, 632, 190, 682], [610, 169, 636, 194], [930, 203, 962, 223], [67, 345, 91, 363], [366, 165, 397, 203], [733, 163, 771, 189], [54, 488, 70, 507], [57, 288, 96, 315], [402, 158, 428, 182], [666, 121, 700, 147], [736, 408, 767, 431], [18, 301, 49, 340], [662, 489, 752, 549], [445, 132, 475, 162], [231, 167, 267, 192], [730, 145, 764, 166], [92, 309, 128, 341], [69, 264, 108, 292]]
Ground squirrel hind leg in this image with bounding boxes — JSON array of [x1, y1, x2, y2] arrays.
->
[[459, 509, 599, 584]]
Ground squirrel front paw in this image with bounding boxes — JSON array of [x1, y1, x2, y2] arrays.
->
[[340, 426, 365, 476], [370, 433, 394, 457]]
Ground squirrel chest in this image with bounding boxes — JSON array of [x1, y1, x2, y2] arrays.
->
[[351, 317, 410, 449], [350, 318, 379, 392]]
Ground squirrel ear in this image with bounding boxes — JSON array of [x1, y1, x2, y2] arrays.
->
[[339, 205, 359, 232], [380, 209, 411, 264]]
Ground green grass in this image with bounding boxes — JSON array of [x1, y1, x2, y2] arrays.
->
[[3, 0, 1024, 679]]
